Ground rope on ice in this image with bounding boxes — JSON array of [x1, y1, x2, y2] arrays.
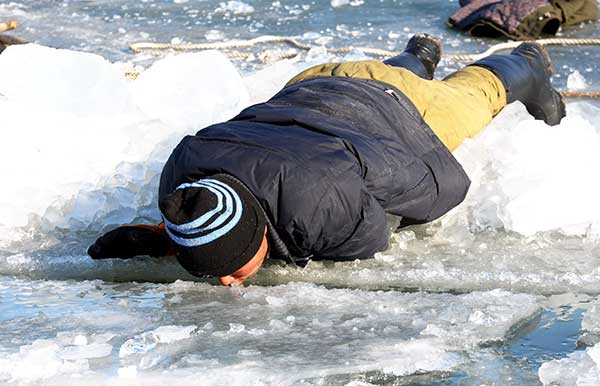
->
[[560, 91, 600, 98], [448, 38, 600, 61], [128, 36, 600, 98], [129, 36, 600, 62], [2, 19, 597, 98]]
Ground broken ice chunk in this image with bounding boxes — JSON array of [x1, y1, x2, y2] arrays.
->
[[538, 343, 600, 385], [567, 70, 588, 91], [60, 343, 113, 360], [119, 325, 197, 357]]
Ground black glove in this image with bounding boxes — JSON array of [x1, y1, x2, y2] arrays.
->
[[88, 225, 171, 260]]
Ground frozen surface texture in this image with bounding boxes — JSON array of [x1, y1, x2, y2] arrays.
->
[[0, 44, 599, 297], [538, 298, 600, 385], [0, 277, 539, 385], [0, 45, 247, 232], [538, 344, 600, 385], [0, 1, 599, 384]]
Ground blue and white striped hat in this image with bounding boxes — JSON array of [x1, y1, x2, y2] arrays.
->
[[159, 174, 267, 277]]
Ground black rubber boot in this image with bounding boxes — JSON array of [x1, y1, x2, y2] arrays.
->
[[383, 33, 441, 80], [471, 42, 566, 126]]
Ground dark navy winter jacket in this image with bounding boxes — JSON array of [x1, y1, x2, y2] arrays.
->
[[159, 76, 470, 264]]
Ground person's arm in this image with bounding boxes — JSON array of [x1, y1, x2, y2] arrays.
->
[[311, 185, 389, 261], [290, 170, 388, 261], [87, 223, 175, 260]]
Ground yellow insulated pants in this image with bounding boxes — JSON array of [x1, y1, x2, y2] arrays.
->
[[287, 61, 507, 152]]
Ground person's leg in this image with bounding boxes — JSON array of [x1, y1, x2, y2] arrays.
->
[[386, 64, 507, 151], [383, 33, 441, 80], [287, 60, 506, 152], [288, 41, 564, 152]]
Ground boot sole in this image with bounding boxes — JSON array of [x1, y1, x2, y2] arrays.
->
[[514, 42, 566, 126], [412, 33, 442, 63], [534, 44, 567, 126], [525, 90, 566, 126]]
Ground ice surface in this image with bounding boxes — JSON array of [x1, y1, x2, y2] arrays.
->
[[331, 0, 350, 7], [451, 101, 600, 237], [538, 343, 600, 385], [0, 43, 599, 296], [0, 1, 599, 384], [215, 1, 255, 15], [579, 298, 600, 348], [131, 50, 249, 130], [583, 299, 600, 335], [119, 325, 197, 357], [0, 276, 539, 385], [537, 299, 600, 385], [0, 45, 248, 233], [568, 70, 589, 91]]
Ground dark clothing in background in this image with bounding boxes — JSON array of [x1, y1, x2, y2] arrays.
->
[[159, 76, 470, 263], [449, 0, 599, 40]]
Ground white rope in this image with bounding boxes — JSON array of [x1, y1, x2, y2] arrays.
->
[[127, 36, 600, 98], [448, 38, 600, 61], [130, 35, 312, 53], [130, 36, 600, 62]]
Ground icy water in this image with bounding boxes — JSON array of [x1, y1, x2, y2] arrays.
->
[[1, 0, 600, 385]]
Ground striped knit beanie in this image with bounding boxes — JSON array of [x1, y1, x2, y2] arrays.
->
[[159, 174, 267, 277]]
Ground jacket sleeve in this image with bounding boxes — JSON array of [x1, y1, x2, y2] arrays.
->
[[307, 170, 389, 261]]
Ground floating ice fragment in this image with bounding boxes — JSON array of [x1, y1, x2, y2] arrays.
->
[[130, 50, 249, 131], [538, 343, 600, 385], [452, 101, 600, 237], [229, 323, 246, 333], [60, 343, 113, 360], [583, 305, 600, 334], [379, 339, 462, 376], [119, 325, 197, 357], [205, 29, 225, 41], [0, 45, 253, 237], [305, 46, 334, 63], [118, 365, 138, 378], [265, 295, 287, 307], [0, 339, 90, 382], [243, 59, 301, 103], [0, 44, 132, 115], [567, 70, 588, 91], [153, 325, 198, 343], [73, 335, 88, 346], [215, 1, 255, 14], [331, 0, 350, 7]]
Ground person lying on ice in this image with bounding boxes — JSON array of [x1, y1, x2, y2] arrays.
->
[[88, 34, 566, 286]]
